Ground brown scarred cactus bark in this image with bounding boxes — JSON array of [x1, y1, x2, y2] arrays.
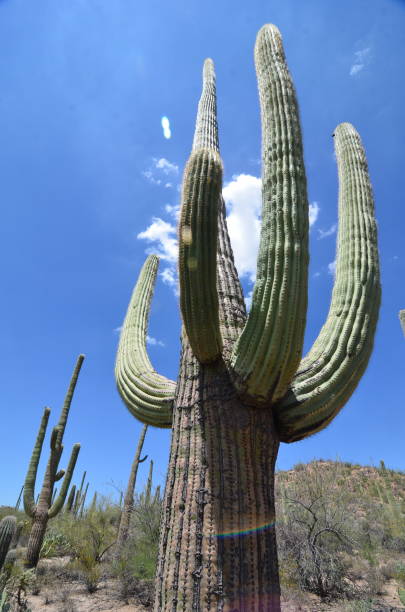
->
[[115, 24, 380, 611]]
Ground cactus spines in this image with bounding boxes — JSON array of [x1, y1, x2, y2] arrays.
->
[[115, 255, 175, 427], [116, 24, 380, 611], [179, 148, 223, 363], [274, 122, 380, 442], [231, 25, 309, 403], [115, 424, 148, 554], [23, 355, 83, 567], [0, 516, 17, 571]]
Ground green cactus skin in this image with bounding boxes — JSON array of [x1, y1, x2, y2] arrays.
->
[[0, 516, 17, 571], [115, 423, 148, 555], [115, 256, 176, 427], [15, 485, 23, 511], [65, 484, 76, 513], [231, 25, 310, 404], [73, 470, 87, 517], [23, 355, 83, 568], [79, 482, 89, 518], [116, 24, 380, 611], [179, 148, 223, 363], [399, 310, 405, 336]]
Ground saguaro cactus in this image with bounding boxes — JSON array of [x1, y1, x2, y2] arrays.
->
[[115, 24, 380, 611], [115, 423, 148, 554], [0, 516, 17, 571], [23, 355, 84, 567]]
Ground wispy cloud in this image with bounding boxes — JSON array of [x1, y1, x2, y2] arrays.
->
[[147, 335, 165, 347], [350, 47, 371, 76], [142, 157, 178, 187], [137, 218, 177, 262], [165, 204, 180, 220], [137, 217, 178, 290], [318, 223, 337, 239], [309, 201, 320, 227], [328, 260, 337, 277], [154, 158, 178, 175]]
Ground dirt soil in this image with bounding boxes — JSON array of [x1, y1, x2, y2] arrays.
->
[[25, 558, 405, 612]]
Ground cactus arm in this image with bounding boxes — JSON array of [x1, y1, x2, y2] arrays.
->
[[399, 310, 405, 337], [65, 484, 76, 512], [179, 147, 223, 363], [189, 59, 246, 362], [23, 406, 51, 518], [274, 123, 380, 442], [230, 24, 309, 404], [48, 443, 80, 518], [192, 58, 219, 152], [115, 255, 175, 427], [57, 355, 85, 439], [54, 469, 65, 482]]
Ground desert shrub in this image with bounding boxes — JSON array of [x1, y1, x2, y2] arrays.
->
[[276, 460, 359, 600], [40, 530, 73, 559]]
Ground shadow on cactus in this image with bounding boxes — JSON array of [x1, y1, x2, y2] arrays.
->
[[23, 356, 84, 568], [115, 24, 381, 611]]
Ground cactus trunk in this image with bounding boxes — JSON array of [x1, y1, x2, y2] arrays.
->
[[155, 349, 280, 611], [25, 509, 48, 568]]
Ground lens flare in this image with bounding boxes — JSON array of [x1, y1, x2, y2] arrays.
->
[[215, 519, 276, 538]]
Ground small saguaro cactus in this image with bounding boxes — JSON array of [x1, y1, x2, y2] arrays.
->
[[65, 484, 76, 513], [115, 24, 380, 611], [115, 423, 148, 555], [23, 355, 84, 568], [0, 516, 17, 571]]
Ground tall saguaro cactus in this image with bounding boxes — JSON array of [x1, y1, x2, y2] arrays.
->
[[115, 25, 380, 611], [23, 355, 84, 568]]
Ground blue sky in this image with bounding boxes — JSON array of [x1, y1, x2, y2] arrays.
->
[[1, 0, 404, 506]]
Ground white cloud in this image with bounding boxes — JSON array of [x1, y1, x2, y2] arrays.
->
[[223, 174, 262, 282], [161, 116, 171, 139], [309, 201, 320, 227], [114, 326, 122, 333], [244, 289, 254, 311], [350, 47, 371, 76], [138, 175, 323, 297], [143, 157, 178, 187], [146, 335, 165, 347], [154, 158, 178, 175], [142, 170, 161, 186], [328, 260, 337, 277], [318, 223, 337, 239], [165, 204, 180, 219], [137, 218, 177, 262]]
